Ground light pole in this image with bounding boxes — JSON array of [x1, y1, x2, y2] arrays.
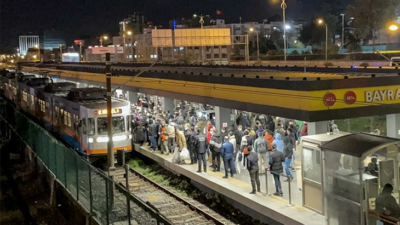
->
[[281, 0, 287, 61], [100, 35, 108, 47], [249, 27, 260, 61], [122, 31, 132, 62], [340, 14, 345, 49], [318, 19, 328, 61]]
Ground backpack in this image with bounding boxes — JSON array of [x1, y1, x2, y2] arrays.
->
[[243, 147, 249, 155], [257, 140, 267, 154]]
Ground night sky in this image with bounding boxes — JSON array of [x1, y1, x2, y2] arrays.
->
[[0, 0, 353, 50]]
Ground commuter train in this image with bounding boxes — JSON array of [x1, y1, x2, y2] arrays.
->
[[2, 72, 132, 157]]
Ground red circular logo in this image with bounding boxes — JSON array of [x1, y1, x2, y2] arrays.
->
[[94, 110, 98, 115], [344, 91, 357, 105], [324, 93, 336, 107]]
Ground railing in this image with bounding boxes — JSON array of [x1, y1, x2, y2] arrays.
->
[[265, 168, 294, 207], [0, 98, 171, 225]]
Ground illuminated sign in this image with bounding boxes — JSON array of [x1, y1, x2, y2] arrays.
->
[[74, 40, 82, 44], [94, 108, 122, 116]]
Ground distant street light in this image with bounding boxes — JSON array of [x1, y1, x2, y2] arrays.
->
[[389, 24, 399, 32], [193, 14, 197, 18], [281, 0, 287, 61], [100, 35, 108, 47], [318, 19, 329, 61], [249, 27, 260, 61]]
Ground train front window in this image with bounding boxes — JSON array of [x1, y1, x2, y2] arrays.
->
[[97, 116, 125, 135], [88, 118, 95, 135]]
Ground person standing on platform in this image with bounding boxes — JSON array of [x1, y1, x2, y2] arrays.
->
[[221, 136, 235, 178], [166, 120, 176, 154], [376, 183, 400, 225], [253, 132, 268, 174], [241, 130, 252, 168], [194, 129, 207, 173], [269, 143, 284, 196], [255, 122, 265, 139], [246, 146, 260, 194], [275, 122, 286, 140], [148, 119, 159, 151], [185, 126, 195, 164], [273, 133, 284, 153], [209, 129, 222, 172], [228, 132, 238, 174], [283, 132, 294, 182], [159, 120, 169, 155], [300, 122, 308, 137]]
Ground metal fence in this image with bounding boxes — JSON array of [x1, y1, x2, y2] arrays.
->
[[0, 98, 171, 225]]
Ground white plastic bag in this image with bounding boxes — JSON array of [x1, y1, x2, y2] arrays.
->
[[172, 147, 180, 163], [180, 147, 190, 161]]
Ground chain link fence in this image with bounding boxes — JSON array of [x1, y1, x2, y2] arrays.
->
[[0, 98, 171, 225]]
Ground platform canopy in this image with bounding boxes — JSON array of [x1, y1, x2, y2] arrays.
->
[[319, 133, 400, 157]]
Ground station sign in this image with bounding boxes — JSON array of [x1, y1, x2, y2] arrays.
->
[[365, 89, 400, 103], [344, 91, 356, 105], [323, 92, 336, 107]]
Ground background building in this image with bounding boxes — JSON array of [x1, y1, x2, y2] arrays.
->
[[119, 12, 147, 35], [19, 35, 40, 54], [43, 29, 65, 50]]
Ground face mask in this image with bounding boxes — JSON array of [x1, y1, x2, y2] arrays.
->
[[238, 128, 242, 131]]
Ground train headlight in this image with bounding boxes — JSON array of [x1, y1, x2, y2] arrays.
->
[[88, 138, 94, 143], [113, 135, 127, 141], [96, 137, 109, 143]]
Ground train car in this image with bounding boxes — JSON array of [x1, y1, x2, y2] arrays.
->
[[49, 87, 132, 157], [2, 73, 132, 158]]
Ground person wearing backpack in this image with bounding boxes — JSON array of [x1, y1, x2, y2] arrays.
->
[[253, 131, 269, 175], [240, 130, 253, 168]]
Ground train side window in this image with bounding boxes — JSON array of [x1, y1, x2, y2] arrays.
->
[[67, 112, 71, 127], [61, 109, 65, 123], [88, 118, 95, 135], [22, 92, 27, 102]]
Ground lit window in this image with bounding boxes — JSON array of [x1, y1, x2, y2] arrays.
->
[[125, 44, 128, 46], [129, 55, 133, 59], [22, 91, 27, 102], [134, 55, 137, 58]]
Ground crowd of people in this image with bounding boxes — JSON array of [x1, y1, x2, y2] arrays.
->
[[130, 97, 308, 196]]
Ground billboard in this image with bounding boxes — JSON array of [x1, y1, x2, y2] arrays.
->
[[152, 28, 231, 47], [91, 47, 124, 54], [152, 29, 173, 47], [62, 53, 79, 62]]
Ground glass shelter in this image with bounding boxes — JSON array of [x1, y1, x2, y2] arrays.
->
[[320, 133, 400, 225]]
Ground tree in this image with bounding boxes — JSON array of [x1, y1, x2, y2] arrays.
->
[[299, 23, 316, 46], [270, 30, 283, 48], [345, 34, 362, 53], [259, 38, 276, 54], [291, 50, 299, 55], [347, 0, 400, 51]]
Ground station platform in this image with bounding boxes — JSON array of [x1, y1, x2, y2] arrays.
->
[[133, 143, 325, 225]]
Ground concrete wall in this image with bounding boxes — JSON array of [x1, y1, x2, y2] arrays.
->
[[230, 60, 390, 67]]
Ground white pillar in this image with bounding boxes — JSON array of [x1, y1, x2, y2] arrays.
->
[[215, 106, 232, 134], [162, 97, 174, 113], [386, 114, 400, 138], [308, 121, 328, 135], [127, 91, 138, 104]]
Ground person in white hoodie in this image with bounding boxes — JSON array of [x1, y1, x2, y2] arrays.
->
[[166, 121, 176, 154], [228, 132, 240, 174]]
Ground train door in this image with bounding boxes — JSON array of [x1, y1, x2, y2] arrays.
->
[[79, 106, 89, 155]]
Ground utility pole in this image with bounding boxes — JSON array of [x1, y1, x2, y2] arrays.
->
[[281, 0, 287, 61], [340, 14, 345, 49], [106, 53, 115, 172]]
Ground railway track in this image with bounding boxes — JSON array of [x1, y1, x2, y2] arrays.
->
[[113, 166, 235, 225]]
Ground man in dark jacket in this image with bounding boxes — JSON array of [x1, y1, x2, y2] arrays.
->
[[194, 129, 207, 173], [148, 119, 159, 151], [221, 136, 235, 178], [269, 143, 285, 196], [185, 126, 196, 164], [376, 183, 400, 224], [283, 135, 294, 181], [209, 130, 222, 172], [246, 146, 260, 194]]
